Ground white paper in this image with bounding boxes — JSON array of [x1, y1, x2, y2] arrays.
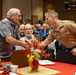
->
[[75, 72, 76, 75], [10, 72, 18, 75], [39, 60, 55, 65]]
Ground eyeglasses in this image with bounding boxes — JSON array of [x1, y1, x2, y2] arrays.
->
[[15, 14, 22, 17], [17, 14, 22, 18], [18, 15, 22, 17]]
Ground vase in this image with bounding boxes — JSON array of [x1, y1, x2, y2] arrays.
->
[[29, 58, 39, 72]]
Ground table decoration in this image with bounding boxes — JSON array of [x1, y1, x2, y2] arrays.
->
[[24, 41, 50, 72], [18, 66, 61, 75]]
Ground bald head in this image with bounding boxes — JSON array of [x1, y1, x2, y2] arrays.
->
[[19, 24, 25, 29], [18, 24, 25, 37], [25, 24, 32, 28]]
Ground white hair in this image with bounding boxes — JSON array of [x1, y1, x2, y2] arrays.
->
[[25, 24, 32, 28], [7, 8, 20, 18]]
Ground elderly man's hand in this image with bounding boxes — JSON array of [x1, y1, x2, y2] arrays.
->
[[71, 48, 76, 56], [22, 40, 31, 49]]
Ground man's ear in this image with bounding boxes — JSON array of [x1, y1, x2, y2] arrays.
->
[[52, 17, 57, 25], [10, 15, 14, 20]]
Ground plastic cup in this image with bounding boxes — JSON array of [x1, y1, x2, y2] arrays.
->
[[10, 65, 18, 73]]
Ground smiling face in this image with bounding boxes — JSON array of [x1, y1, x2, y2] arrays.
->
[[11, 11, 22, 25], [18, 24, 25, 37]]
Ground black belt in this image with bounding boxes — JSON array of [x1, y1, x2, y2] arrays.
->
[[61, 46, 76, 52], [68, 46, 76, 51]]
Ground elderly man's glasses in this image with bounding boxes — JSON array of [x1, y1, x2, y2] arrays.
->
[[18, 15, 22, 17], [15, 14, 22, 17], [17, 15, 22, 18]]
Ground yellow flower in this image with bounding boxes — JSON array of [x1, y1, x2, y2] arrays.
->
[[28, 55, 34, 62], [27, 54, 30, 58], [34, 53, 40, 61]]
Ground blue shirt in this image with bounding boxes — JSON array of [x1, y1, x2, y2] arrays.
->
[[38, 29, 49, 38]]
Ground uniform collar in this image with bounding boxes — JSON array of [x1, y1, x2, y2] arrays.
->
[[54, 20, 64, 32]]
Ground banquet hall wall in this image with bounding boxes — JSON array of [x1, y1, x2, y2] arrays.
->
[[43, 0, 76, 22], [0, 0, 76, 22], [0, 0, 2, 20], [2, 0, 43, 22]]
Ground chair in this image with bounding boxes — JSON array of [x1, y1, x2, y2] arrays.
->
[[11, 50, 29, 67]]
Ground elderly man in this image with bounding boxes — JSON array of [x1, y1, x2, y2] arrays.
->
[[0, 8, 30, 61], [21, 24, 36, 42], [39, 10, 76, 64], [15, 24, 36, 50]]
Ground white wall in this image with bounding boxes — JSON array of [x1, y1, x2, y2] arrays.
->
[[2, 0, 43, 21]]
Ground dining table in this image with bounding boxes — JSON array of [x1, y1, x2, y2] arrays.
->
[[44, 61, 76, 75], [0, 61, 76, 75]]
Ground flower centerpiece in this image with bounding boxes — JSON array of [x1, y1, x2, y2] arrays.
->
[[24, 41, 50, 72]]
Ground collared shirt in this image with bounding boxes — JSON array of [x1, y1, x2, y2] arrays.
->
[[47, 20, 76, 48], [0, 18, 19, 58], [15, 35, 36, 50]]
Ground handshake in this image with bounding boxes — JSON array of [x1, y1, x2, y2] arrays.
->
[[22, 40, 45, 50]]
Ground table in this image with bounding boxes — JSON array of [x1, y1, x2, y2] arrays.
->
[[44, 62, 76, 75], [1, 61, 76, 75]]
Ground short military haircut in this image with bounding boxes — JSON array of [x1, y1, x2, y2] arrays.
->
[[45, 10, 59, 18]]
